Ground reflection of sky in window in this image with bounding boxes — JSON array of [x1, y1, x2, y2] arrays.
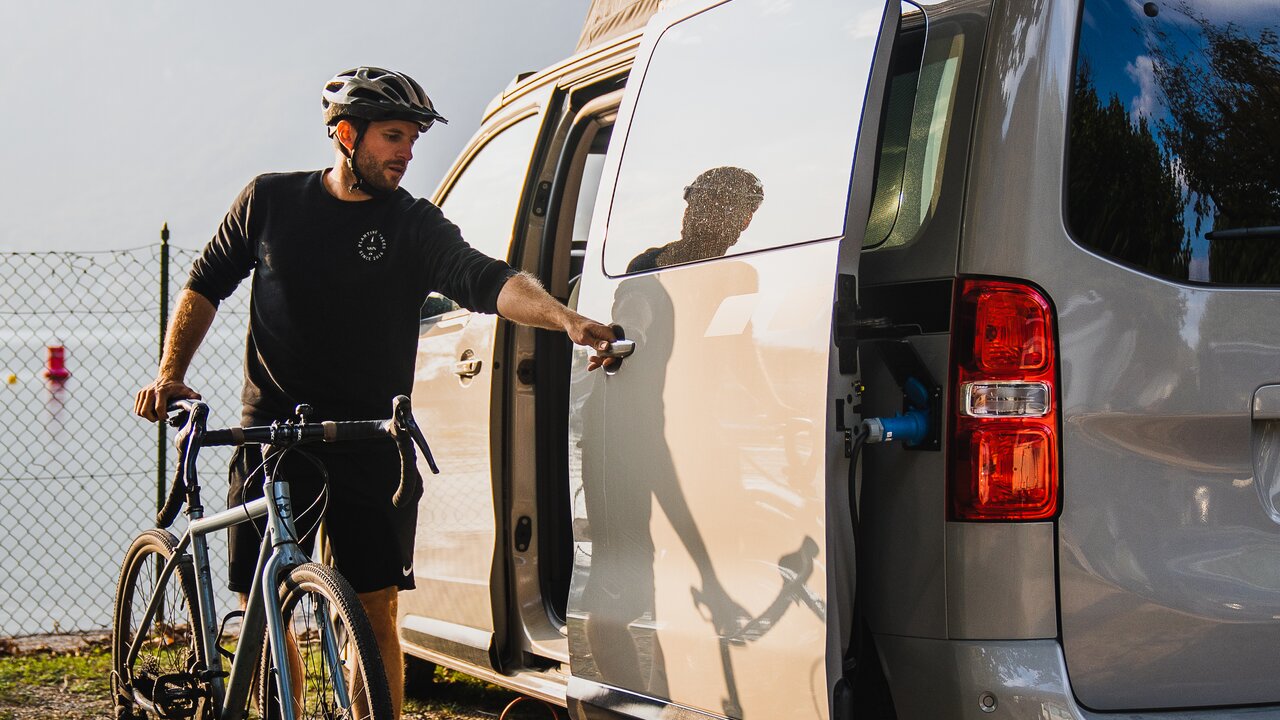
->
[[603, 0, 876, 275], [438, 117, 539, 260], [1077, 0, 1277, 281]]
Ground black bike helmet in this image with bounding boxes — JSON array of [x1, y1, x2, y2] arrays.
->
[[322, 66, 448, 135]]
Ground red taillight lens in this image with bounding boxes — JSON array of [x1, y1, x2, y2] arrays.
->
[[951, 279, 1059, 521], [972, 285, 1050, 374]]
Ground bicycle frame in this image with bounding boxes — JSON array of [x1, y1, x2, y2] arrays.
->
[[124, 456, 348, 720]]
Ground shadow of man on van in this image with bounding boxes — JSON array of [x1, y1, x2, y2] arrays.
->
[[574, 166, 768, 700], [626, 166, 765, 272]]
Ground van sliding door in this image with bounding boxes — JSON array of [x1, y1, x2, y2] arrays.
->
[[567, 1, 897, 717]]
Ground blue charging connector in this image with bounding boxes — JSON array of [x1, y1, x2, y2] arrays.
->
[[862, 376, 932, 446]]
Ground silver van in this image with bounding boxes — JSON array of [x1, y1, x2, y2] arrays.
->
[[401, 0, 1280, 718]]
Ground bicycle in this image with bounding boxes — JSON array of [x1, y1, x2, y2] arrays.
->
[[111, 395, 438, 720]]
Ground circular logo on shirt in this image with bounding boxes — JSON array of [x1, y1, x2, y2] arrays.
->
[[356, 230, 387, 261]]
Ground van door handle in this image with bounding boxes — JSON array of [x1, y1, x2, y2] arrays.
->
[[1253, 385, 1280, 420], [597, 339, 636, 359], [454, 358, 483, 378]]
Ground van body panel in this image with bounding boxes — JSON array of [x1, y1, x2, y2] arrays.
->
[[877, 635, 1280, 720], [568, 240, 840, 720], [563, 0, 897, 715], [404, 312, 505, 669], [860, 334, 951, 639], [963, 0, 1280, 710], [944, 522, 1056, 639]]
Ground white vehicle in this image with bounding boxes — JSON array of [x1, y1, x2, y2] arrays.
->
[[401, 0, 1280, 718]]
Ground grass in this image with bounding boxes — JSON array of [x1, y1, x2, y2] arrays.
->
[[0, 646, 562, 720], [405, 664, 565, 719], [0, 645, 112, 720]]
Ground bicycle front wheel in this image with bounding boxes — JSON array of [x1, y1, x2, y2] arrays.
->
[[111, 529, 207, 720], [261, 562, 393, 720]]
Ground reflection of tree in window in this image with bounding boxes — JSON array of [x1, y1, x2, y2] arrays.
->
[[626, 166, 764, 272], [1147, 2, 1280, 284], [1068, 61, 1189, 278]]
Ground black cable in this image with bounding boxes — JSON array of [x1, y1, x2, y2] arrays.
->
[[845, 425, 870, 679], [288, 446, 332, 545], [240, 449, 275, 541]]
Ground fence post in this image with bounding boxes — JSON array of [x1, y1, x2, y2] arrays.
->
[[157, 223, 170, 518]]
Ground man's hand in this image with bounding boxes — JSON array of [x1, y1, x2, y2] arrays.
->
[[496, 273, 623, 372], [566, 317, 619, 372], [134, 377, 201, 423]]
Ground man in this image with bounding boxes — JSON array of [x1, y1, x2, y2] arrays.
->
[[134, 66, 617, 717]]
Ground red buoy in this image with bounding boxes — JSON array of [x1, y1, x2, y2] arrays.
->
[[44, 345, 70, 381]]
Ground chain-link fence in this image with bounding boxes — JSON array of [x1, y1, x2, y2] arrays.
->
[[0, 241, 248, 638]]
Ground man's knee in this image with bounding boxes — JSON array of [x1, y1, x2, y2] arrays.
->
[[357, 586, 399, 628]]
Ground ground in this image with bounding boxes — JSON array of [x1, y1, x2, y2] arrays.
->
[[0, 633, 564, 719]]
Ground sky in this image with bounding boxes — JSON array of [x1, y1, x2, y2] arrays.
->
[[0, 1, 591, 253], [1076, 0, 1277, 281]]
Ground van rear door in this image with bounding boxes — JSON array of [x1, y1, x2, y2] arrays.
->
[[566, 0, 897, 717], [1058, 0, 1280, 709]]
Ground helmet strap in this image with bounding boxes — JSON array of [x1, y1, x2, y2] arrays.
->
[[339, 121, 391, 198]]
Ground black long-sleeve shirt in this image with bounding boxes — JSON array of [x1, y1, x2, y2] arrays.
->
[[187, 171, 516, 425]]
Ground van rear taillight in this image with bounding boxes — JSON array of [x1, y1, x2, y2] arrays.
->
[[950, 280, 1059, 521]]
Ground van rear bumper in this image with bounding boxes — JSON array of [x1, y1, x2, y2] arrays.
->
[[877, 636, 1280, 720]]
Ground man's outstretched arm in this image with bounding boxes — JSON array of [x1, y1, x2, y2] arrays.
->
[[134, 289, 218, 421], [495, 272, 617, 371]]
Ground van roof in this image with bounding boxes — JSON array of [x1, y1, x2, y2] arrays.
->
[[481, 27, 645, 123]]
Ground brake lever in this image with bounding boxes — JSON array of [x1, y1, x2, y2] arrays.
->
[[392, 395, 440, 474]]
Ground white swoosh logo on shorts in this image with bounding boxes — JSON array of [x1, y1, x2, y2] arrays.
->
[[402, 565, 413, 577]]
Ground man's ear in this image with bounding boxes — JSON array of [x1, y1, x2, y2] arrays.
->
[[334, 119, 358, 154]]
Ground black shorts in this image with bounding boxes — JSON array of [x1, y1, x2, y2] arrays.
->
[[226, 439, 417, 594]]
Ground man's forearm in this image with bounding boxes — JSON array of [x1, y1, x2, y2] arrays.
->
[[494, 271, 617, 367], [159, 289, 218, 382], [495, 271, 575, 332]]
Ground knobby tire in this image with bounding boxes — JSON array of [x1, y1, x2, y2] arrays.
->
[[111, 529, 207, 720], [260, 562, 393, 720]]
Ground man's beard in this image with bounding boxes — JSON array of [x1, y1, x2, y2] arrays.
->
[[353, 149, 401, 194]]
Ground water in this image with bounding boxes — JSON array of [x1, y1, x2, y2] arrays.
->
[[0, 252, 249, 636]]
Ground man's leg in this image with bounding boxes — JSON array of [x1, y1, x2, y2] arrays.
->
[[355, 586, 402, 719]]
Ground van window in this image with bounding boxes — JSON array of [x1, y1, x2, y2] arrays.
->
[[602, 0, 877, 275], [439, 115, 540, 262], [864, 6, 965, 249], [422, 114, 540, 319], [1066, 0, 1279, 285]]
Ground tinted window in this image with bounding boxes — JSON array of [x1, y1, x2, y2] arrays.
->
[[439, 115, 540, 261], [1067, 0, 1279, 284], [603, 0, 879, 275], [864, 6, 966, 249]]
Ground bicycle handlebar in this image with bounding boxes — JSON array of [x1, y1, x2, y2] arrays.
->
[[157, 395, 439, 528]]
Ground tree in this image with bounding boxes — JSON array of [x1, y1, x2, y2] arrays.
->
[[1068, 61, 1190, 278], [1150, 3, 1280, 283]]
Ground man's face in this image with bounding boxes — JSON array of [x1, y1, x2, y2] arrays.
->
[[352, 119, 421, 193]]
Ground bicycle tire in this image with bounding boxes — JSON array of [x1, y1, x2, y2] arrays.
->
[[111, 529, 208, 720], [260, 562, 393, 720]]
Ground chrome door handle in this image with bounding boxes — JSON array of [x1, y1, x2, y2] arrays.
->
[[454, 359, 483, 378], [1254, 385, 1280, 420], [597, 339, 636, 359]]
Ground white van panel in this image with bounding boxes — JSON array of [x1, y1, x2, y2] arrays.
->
[[569, 240, 841, 719]]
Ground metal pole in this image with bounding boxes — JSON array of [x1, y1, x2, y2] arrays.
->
[[157, 223, 170, 519]]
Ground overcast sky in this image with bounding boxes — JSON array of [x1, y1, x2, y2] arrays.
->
[[0, 1, 591, 252]]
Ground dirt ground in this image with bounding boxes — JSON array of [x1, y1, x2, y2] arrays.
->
[[0, 633, 564, 720]]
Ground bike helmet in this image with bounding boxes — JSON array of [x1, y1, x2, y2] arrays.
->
[[322, 66, 448, 135]]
